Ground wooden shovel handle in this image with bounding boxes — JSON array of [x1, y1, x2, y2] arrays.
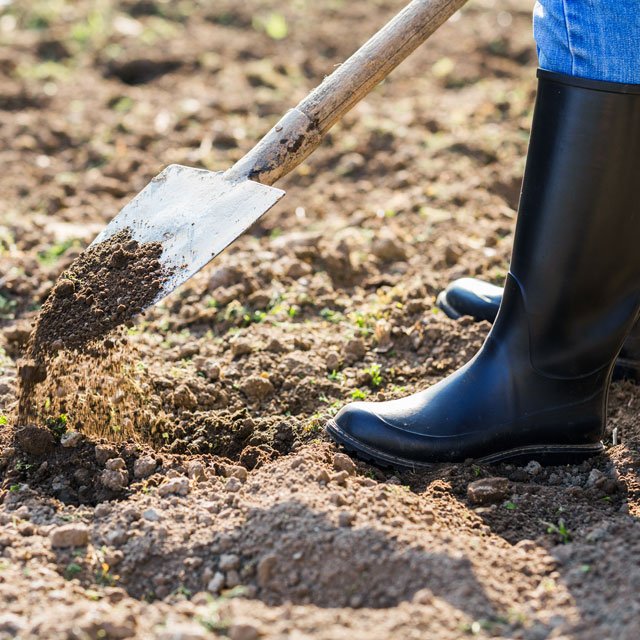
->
[[228, 0, 469, 186]]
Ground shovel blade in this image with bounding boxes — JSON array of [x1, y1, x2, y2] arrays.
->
[[91, 164, 285, 305]]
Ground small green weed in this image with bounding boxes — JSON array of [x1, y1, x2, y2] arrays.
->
[[363, 363, 382, 388], [37, 239, 77, 265], [320, 308, 344, 323], [543, 518, 571, 544], [64, 563, 83, 580], [46, 414, 68, 439]]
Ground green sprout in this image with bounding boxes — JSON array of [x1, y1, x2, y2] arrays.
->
[[46, 414, 68, 439], [364, 363, 382, 388], [37, 239, 77, 265], [543, 519, 572, 544], [64, 563, 83, 580]]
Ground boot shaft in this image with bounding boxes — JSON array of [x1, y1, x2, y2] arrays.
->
[[505, 71, 640, 378]]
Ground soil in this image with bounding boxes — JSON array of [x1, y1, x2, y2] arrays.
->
[[17, 228, 172, 424], [1, 0, 640, 638], [28, 229, 169, 359]]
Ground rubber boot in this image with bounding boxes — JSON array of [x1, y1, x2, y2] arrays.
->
[[327, 70, 640, 468], [437, 278, 640, 382]]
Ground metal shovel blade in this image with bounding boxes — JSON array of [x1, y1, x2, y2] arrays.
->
[[90, 164, 285, 306]]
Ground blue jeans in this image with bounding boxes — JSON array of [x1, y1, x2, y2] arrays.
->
[[533, 1, 640, 84]]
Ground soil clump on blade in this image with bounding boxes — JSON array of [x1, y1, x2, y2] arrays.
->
[[17, 229, 172, 424], [29, 229, 169, 358]]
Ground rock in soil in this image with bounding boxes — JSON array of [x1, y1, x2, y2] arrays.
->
[[467, 477, 511, 505], [50, 524, 90, 548]]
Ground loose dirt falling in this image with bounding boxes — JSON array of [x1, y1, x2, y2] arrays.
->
[[17, 229, 172, 430]]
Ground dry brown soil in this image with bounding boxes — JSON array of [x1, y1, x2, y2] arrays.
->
[[1, 1, 640, 638]]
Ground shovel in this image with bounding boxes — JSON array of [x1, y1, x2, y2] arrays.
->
[[92, 0, 468, 307]]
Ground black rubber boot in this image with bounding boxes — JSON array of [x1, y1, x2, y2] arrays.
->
[[327, 70, 640, 468], [437, 277, 640, 382]]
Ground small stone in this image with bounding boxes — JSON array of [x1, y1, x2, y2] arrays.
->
[[225, 570, 241, 588], [239, 376, 274, 402], [60, 431, 82, 448], [133, 456, 157, 479], [14, 425, 55, 456], [230, 338, 253, 358], [100, 468, 129, 492], [204, 361, 221, 381], [586, 469, 604, 487], [412, 588, 434, 605], [422, 508, 436, 525], [103, 549, 125, 567], [157, 476, 190, 497], [289, 457, 305, 469], [256, 554, 277, 587], [331, 470, 349, 485], [333, 453, 356, 475], [143, 509, 160, 522], [329, 492, 346, 506], [371, 232, 407, 262], [208, 265, 241, 290], [94, 503, 111, 518], [50, 523, 90, 548], [525, 460, 542, 476], [172, 384, 198, 410], [225, 465, 248, 482], [229, 623, 261, 640], [187, 461, 207, 482], [264, 337, 286, 353], [344, 338, 366, 363], [338, 510, 355, 527], [106, 457, 126, 471], [467, 477, 510, 505], [325, 351, 341, 372], [207, 571, 225, 594], [225, 477, 242, 493], [316, 469, 330, 484], [219, 553, 240, 571], [95, 444, 117, 465]]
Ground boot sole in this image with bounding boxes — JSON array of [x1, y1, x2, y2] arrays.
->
[[326, 419, 604, 471]]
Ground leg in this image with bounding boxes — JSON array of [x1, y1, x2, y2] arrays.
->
[[533, 0, 640, 84], [435, 1, 640, 380], [326, 7, 640, 467]]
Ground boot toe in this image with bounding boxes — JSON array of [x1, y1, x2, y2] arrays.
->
[[328, 400, 432, 468]]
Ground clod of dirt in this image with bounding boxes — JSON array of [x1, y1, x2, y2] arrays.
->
[[14, 424, 56, 456], [29, 229, 170, 358], [50, 523, 90, 548]]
